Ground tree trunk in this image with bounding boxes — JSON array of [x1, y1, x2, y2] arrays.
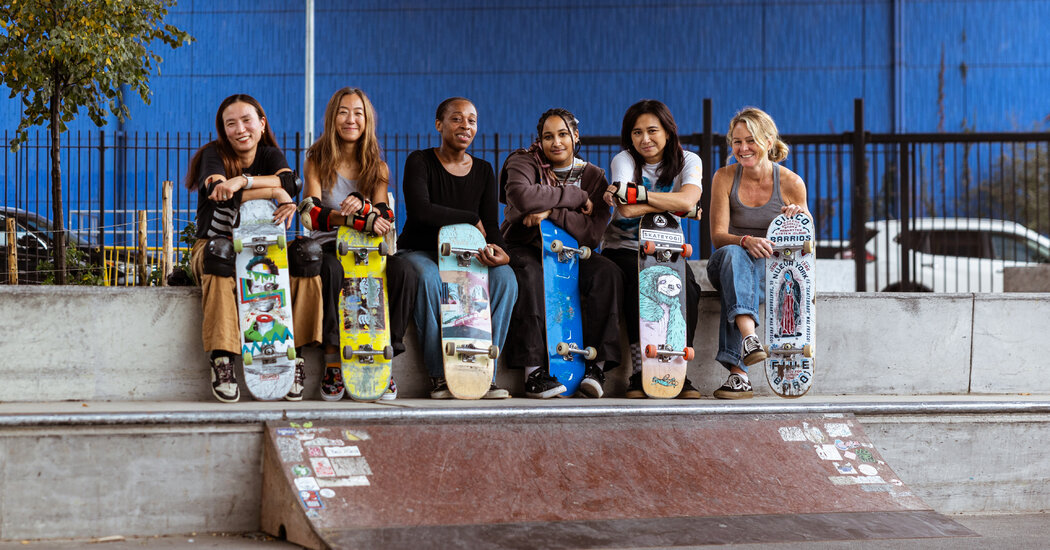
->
[[50, 78, 66, 285]]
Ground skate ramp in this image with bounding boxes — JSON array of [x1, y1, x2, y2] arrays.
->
[[261, 413, 975, 549]]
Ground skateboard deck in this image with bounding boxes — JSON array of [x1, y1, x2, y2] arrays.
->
[[540, 220, 596, 396], [637, 213, 694, 398], [437, 224, 497, 400], [336, 226, 393, 402], [764, 212, 816, 398], [233, 200, 296, 401]]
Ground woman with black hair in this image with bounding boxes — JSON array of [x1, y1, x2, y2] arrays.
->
[[601, 99, 703, 398], [499, 108, 623, 398]]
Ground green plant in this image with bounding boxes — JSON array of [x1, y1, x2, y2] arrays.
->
[[150, 221, 198, 286], [37, 243, 104, 285]]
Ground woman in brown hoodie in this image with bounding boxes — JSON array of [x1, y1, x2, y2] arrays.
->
[[499, 108, 623, 398]]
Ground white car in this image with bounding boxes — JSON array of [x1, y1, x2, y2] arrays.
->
[[842, 218, 1050, 292]]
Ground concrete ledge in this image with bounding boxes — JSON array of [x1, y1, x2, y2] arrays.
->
[[1, 287, 1048, 401]]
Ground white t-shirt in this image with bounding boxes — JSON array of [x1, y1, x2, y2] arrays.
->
[[601, 149, 702, 250]]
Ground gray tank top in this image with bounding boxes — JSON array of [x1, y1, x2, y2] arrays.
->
[[312, 172, 359, 245], [728, 163, 786, 238]]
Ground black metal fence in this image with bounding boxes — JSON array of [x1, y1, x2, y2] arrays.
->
[[3, 100, 1049, 290]]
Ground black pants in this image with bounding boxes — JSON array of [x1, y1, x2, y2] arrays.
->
[[504, 244, 623, 371], [319, 243, 417, 355], [601, 246, 700, 345]]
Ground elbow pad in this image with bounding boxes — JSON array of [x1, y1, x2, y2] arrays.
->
[[611, 181, 648, 205], [674, 199, 703, 220], [279, 171, 303, 198]]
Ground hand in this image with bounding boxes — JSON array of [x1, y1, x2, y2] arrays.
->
[[370, 216, 392, 236], [742, 235, 774, 259], [603, 185, 617, 207], [781, 204, 807, 217], [208, 177, 243, 202], [580, 198, 594, 215], [340, 194, 364, 216], [477, 244, 510, 267], [523, 209, 551, 227], [271, 189, 296, 229], [474, 220, 487, 237]]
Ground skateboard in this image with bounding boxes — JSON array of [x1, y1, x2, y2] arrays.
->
[[540, 220, 596, 396], [437, 224, 498, 399], [637, 213, 694, 398], [233, 200, 296, 401], [336, 225, 393, 402], [764, 212, 816, 398]]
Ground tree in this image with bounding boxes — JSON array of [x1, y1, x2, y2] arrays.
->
[[0, 0, 191, 283]]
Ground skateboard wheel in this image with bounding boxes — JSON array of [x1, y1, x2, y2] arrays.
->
[[343, 345, 353, 360], [440, 242, 451, 256], [487, 345, 499, 360], [383, 345, 394, 360], [444, 342, 457, 356], [803, 344, 813, 358], [287, 347, 296, 360], [584, 346, 597, 361], [682, 243, 693, 257], [550, 240, 564, 254], [233, 239, 243, 254], [578, 246, 592, 260], [642, 240, 656, 255], [377, 242, 389, 256], [555, 342, 570, 356], [802, 240, 814, 255], [243, 353, 253, 366], [683, 346, 695, 361], [337, 240, 349, 256], [644, 344, 658, 358], [277, 235, 286, 250]]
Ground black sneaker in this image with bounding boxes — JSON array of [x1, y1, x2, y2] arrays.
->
[[742, 334, 767, 366], [625, 372, 645, 399], [678, 377, 701, 399], [430, 377, 453, 399], [320, 366, 345, 401], [483, 384, 511, 399], [284, 358, 305, 401], [210, 356, 240, 403], [578, 364, 606, 398], [713, 373, 754, 399], [524, 370, 567, 399]]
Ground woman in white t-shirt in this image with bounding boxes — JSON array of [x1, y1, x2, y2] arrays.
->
[[600, 99, 704, 398]]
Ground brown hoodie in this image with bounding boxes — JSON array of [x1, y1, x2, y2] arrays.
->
[[499, 149, 611, 249]]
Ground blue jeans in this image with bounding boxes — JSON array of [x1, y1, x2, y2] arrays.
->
[[707, 245, 764, 372], [398, 249, 518, 379]]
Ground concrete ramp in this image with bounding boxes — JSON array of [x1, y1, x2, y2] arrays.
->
[[261, 413, 975, 549]]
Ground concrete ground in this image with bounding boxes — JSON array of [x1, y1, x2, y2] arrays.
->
[[2, 514, 1046, 549]]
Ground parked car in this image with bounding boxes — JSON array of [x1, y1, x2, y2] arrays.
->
[[840, 218, 1050, 292]]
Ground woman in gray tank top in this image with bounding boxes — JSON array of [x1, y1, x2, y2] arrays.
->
[[706, 108, 811, 399]]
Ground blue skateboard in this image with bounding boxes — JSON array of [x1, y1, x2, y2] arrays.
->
[[540, 220, 596, 396]]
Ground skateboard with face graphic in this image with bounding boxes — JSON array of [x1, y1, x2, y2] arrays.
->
[[233, 199, 296, 401], [540, 220, 596, 396], [336, 225, 393, 402], [438, 224, 498, 399], [638, 213, 694, 398], [764, 212, 816, 398]]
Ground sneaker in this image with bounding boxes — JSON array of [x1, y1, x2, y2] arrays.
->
[[284, 358, 305, 401], [210, 356, 240, 403], [524, 370, 567, 399], [320, 366, 345, 401], [483, 384, 511, 399], [625, 372, 646, 399], [578, 364, 606, 398], [677, 377, 701, 399], [742, 334, 767, 366], [713, 373, 754, 400], [380, 377, 398, 401], [430, 377, 453, 399]]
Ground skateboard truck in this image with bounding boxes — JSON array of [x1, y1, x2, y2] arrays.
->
[[243, 345, 296, 366], [234, 234, 287, 255], [439, 242, 484, 268], [641, 241, 692, 262], [343, 343, 394, 363], [644, 344, 695, 363], [555, 341, 597, 361], [549, 239, 592, 261], [337, 240, 389, 264], [444, 342, 499, 362], [766, 343, 814, 358]]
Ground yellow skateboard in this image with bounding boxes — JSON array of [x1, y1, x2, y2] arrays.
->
[[336, 226, 392, 402]]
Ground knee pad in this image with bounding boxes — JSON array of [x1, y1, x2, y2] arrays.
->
[[288, 237, 323, 277], [203, 237, 236, 277]]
